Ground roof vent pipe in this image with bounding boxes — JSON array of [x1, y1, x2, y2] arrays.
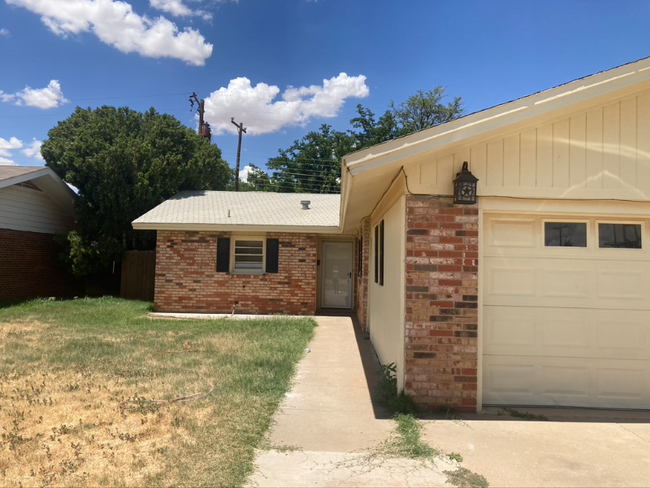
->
[[300, 200, 311, 210]]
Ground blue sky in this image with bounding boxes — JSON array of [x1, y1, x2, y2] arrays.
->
[[1, 0, 650, 180]]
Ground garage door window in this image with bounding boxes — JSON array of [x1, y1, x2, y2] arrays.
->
[[544, 222, 587, 247], [598, 223, 642, 249]]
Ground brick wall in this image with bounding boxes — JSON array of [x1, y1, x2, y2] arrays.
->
[[0, 229, 82, 302], [354, 219, 370, 331], [403, 195, 479, 413], [154, 231, 317, 314]]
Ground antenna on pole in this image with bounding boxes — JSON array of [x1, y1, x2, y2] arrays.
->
[[189, 92, 211, 142], [231, 118, 247, 191]]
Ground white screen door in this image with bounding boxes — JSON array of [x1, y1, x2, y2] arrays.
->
[[321, 241, 353, 309]]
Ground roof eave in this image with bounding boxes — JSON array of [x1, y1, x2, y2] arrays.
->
[[343, 56, 650, 176], [132, 222, 343, 234]]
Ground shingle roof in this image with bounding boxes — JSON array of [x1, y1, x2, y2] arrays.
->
[[0, 166, 46, 184], [133, 191, 341, 232]]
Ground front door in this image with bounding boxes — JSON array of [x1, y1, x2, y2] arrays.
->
[[321, 241, 353, 309]]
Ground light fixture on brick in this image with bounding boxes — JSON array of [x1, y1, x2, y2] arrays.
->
[[453, 161, 479, 205]]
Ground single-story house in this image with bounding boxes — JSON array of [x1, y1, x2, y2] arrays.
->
[[0, 166, 80, 301], [134, 57, 650, 412]]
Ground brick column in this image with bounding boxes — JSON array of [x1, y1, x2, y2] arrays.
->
[[404, 195, 479, 412]]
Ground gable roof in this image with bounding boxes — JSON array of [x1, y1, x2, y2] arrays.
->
[[340, 56, 650, 231], [132, 191, 341, 233], [0, 165, 77, 216]]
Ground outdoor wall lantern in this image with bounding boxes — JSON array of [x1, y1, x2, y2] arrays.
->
[[453, 161, 479, 205]]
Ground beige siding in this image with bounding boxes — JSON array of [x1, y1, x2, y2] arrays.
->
[[0, 185, 75, 234], [404, 90, 650, 201], [369, 196, 406, 390]]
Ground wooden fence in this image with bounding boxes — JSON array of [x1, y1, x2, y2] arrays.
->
[[120, 250, 155, 301]]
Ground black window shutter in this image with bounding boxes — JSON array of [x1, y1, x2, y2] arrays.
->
[[374, 225, 379, 283], [266, 238, 279, 273], [380, 220, 385, 286], [216, 237, 230, 272]]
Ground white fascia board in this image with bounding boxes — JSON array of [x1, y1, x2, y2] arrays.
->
[[0, 168, 49, 190], [344, 58, 650, 176], [131, 222, 343, 234], [339, 166, 353, 235]]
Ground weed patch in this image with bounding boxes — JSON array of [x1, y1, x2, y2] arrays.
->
[[376, 363, 417, 415], [498, 407, 548, 421], [444, 466, 490, 488]]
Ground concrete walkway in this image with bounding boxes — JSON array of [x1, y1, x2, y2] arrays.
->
[[247, 316, 457, 487], [247, 315, 650, 487]]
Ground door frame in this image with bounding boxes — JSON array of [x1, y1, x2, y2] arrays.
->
[[317, 237, 355, 310]]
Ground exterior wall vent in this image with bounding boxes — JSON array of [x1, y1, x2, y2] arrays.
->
[[301, 200, 311, 210]]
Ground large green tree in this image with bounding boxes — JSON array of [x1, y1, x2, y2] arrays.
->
[[267, 124, 356, 193], [266, 86, 463, 193], [42, 106, 232, 276]]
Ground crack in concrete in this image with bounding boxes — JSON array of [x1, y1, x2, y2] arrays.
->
[[616, 423, 650, 444]]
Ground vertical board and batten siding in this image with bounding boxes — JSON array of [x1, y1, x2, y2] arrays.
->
[[404, 91, 650, 200], [0, 185, 75, 234], [369, 195, 407, 391]]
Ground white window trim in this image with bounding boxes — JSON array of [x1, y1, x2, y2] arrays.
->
[[231, 235, 266, 275]]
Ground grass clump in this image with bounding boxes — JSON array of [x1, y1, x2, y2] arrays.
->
[[0, 297, 315, 487], [376, 362, 417, 415], [384, 413, 437, 459]]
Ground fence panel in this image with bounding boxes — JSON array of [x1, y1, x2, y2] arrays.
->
[[120, 250, 155, 301]]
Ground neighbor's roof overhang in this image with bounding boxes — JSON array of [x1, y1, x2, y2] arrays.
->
[[0, 166, 77, 217], [340, 57, 650, 233]]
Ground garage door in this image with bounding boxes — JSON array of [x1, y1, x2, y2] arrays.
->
[[483, 213, 650, 409]]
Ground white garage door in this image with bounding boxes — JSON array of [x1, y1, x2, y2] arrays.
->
[[483, 213, 650, 409]]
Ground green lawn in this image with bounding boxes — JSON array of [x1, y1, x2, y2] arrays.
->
[[0, 297, 315, 487]]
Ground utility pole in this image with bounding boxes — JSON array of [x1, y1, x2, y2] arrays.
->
[[231, 118, 246, 191], [189, 92, 211, 142]]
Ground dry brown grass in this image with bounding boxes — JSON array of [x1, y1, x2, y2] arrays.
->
[[0, 354, 206, 486], [0, 298, 316, 487]]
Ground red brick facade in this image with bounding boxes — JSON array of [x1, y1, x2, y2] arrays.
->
[[0, 229, 82, 302], [154, 231, 317, 314], [403, 195, 479, 413]]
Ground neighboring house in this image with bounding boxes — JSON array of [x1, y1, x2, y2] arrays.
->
[[132, 191, 350, 315], [135, 57, 650, 413], [0, 166, 80, 301]]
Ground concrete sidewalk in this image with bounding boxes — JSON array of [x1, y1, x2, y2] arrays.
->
[[247, 315, 650, 487], [247, 315, 456, 487], [422, 408, 650, 487]]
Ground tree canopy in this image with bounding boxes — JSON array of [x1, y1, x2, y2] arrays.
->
[[266, 124, 356, 194], [260, 86, 463, 194], [42, 106, 232, 276]]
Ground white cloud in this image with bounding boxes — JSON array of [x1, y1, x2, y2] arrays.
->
[[22, 139, 44, 160], [6, 0, 213, 66], [0, 137, 45, 165], [0, 137, 22, 165], [150, 0, 212, 20], [0, 28, 10, 37], [204, 73, 369, 135], [239, 165, 253, 183], [0, 137, 23, 158], [1, 80, 68, 109]]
